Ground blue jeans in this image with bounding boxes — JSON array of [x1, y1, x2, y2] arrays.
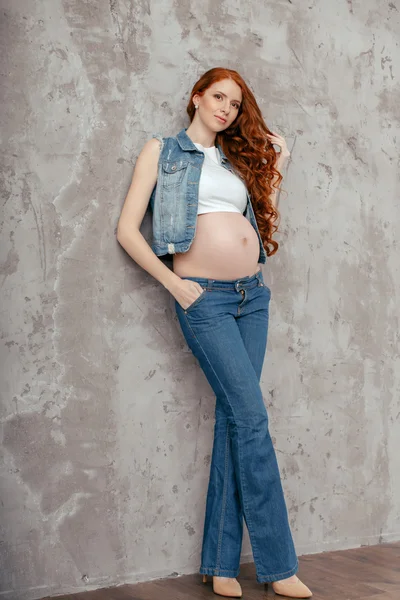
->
[[175, 268, 298, 583]]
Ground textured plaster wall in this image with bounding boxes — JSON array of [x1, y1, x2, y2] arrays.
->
[[1, 1, 399, 599]]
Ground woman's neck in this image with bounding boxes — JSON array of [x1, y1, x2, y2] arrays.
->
[[185, 124, 216, 148]]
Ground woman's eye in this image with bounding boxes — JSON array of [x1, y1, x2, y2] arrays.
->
[[214, 94, 239, 109]]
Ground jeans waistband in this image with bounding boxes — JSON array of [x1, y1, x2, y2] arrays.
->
[[181, 268, 264, 291]]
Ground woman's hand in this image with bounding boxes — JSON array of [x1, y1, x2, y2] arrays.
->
[[266, 131, 291, 161], [171, 278, 205, 310]]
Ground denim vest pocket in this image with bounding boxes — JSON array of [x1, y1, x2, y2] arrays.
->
[[161, 160, 189, 189]]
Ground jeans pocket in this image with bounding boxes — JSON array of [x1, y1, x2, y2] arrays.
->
[[184, 288, 207, 313]]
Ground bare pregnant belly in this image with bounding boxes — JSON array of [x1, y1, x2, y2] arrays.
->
[[172, 212, 261, 280]]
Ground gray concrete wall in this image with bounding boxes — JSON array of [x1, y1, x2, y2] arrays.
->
[[1, 1, 399, 599]]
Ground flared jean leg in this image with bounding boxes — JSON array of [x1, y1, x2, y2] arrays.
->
[[198, 295, 273, 576], [199, 406, 244, 577], [175, 283, 299, 583]]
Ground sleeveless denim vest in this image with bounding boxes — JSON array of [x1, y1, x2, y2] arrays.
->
[[149, 127, 267, 264]]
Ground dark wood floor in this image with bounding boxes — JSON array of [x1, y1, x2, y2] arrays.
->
[[41, 541, 400, 600]]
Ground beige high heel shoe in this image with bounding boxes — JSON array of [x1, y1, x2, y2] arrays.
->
[[202, 574, 242, 598], [266, 575, 312, 598]]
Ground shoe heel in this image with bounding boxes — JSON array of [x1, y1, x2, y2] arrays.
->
[[202, 574, 208, 583]]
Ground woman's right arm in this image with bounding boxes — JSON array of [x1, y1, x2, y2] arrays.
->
[[117, 138, 182, 293], [116, 138, 204, 307]]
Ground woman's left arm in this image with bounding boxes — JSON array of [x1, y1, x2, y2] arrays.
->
[[266, 131, 291, 209]]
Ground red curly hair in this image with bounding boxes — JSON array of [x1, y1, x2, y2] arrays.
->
[[187, 67, 283, 257]]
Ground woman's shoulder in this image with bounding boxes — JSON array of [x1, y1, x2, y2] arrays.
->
[[149, 131, 180, 141], [148, 131, 181, 150]]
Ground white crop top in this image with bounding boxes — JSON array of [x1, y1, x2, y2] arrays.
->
[[193, 142, 248, 215]]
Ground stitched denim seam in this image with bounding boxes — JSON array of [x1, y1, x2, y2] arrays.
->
[[215, 423, 230, 569], [236, 416, 263, 570], [256, 559, 299, 581], [265, 562, 298, 578], [181, 311, 264, 572], [205, 285, 259, 292], [199, 567, 240, 576], [237, 288, 247, 316]]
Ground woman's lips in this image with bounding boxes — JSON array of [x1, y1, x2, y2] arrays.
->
[[215, 115, 226, 123]]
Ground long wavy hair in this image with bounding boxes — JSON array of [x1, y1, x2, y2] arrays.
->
[[187, 67, 284, 257]]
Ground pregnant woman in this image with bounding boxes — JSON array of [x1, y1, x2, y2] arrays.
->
[[117, 67, 312, 599]]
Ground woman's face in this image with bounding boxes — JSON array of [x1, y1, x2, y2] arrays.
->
[[193, 78, 242, 131]]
